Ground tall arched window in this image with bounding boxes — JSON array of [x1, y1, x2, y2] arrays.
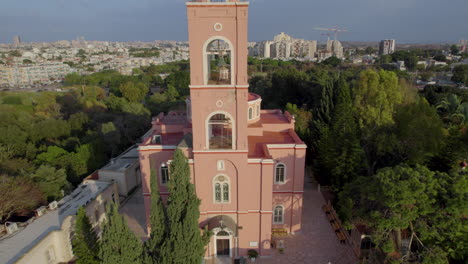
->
[[208, 113, 233, 149], [214, 175, 230, 203], [256, 104, 260, 117], [275, 163, 286, 184], [248, 107, 253, 120], [161, 163, 169, 185], [206, 39, 231, 85], [273, 206, 284, 224]]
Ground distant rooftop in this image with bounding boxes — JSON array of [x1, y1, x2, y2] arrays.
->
[[0, 180, 112, 264], [100, 146, 139, 172]]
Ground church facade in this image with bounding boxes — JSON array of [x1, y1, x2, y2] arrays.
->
[[138, 0, 306, 259]]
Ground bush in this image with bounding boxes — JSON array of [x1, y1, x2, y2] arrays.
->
[[247, 249, 258, 259]]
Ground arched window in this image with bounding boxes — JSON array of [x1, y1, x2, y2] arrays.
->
[[248, 107, 253, 120], [256, 104, 260, 117], [214, 175, 230, 203], [273, 206, 284, 224], [275, 163, 286, 184], [206, 39, 232, 85], [161, 163, 169, 185], [208, 113, 233, 149]]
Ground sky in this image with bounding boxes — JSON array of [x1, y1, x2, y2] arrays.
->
[[1, 0, 467, 44]]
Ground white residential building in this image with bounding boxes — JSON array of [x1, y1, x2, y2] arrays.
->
[[379, 39, 396, 55], [0, 180, 119, 264]]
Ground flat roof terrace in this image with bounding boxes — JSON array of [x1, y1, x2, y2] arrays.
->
[[141, 132, 185, 146], [248, 130, 300, 158]]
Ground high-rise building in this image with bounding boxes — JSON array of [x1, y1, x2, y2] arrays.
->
[[379, 39, 396, 55], [13, 35, 21, 45], [138, 0, 307, 259], [459, 40, 467, 53], [326, 40, 344, 59], [250, 33, 317, 59]]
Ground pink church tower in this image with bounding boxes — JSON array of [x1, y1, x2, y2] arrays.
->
[[138, 0, 307, 259]]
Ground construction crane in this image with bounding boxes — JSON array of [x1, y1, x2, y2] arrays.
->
[[314, 27, 349, 41], [321, 33, 332, 42]]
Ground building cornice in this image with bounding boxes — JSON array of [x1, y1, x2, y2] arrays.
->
[[266, 144, 307, 150], [138, 145, 177, 151]]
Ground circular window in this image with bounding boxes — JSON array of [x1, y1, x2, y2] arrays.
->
[[214, 23, 223, 32]]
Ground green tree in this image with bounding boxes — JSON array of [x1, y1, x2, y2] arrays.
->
[[451, 64, 468, 85], [72, 207, 100, 264], [365, 46, 376, 54], [99, 202, 143, 264], [119, 82, 149, 102], [321, 56, 341, 67], [145, 169, 168, 261], [436, 93, 468, 124], [433, 54, 446, 62], [159, 149, 210, 264], [316, 76, 365, 188], [35, 146, 69, 166], [0, 175, 44, 223], [30, 165, 70, 201], [9, 50, 22, 57], [164, 84, 179, 101], [380, 54, 392, 64], [285, 103, 312, 139], [339, 165, 440, 260], [394, 98, 445, 164], [450, 44, 460, 55], [64, 72, 82, 86], [77, 49, 87, 58], [354, 69, 403, 130], [164, 71, 190, 97], [22, 59, 33, 64]]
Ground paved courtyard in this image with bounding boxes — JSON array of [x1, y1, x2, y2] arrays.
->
[[255, 180, 357, 264]]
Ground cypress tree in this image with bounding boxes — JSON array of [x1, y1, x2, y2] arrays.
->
[[99, 202, 143, 264], [145, 169, 168, 262], [159, 149, 210, 264], [72, 207, 100, 264]]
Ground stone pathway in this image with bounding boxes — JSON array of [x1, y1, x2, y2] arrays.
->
[[256, 178, 357, 264]]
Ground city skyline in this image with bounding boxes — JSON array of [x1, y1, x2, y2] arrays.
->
[[1, 0, 468, 44]]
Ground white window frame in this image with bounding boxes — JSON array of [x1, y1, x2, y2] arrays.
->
[[160, 163, 169, 185], [274, 162, 286, 184], [202, 36, 236, 86], [248, 107, 253, 120], [205, 111, 236, 150], [213, 174, 230, 204], [217, 160, 225, 171], [273, 205, 284, 224]]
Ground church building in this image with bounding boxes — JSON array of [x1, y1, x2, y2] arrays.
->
[[138, 0, 307, 259]]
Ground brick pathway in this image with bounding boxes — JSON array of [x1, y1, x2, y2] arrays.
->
[[256, 180, 358, 264]]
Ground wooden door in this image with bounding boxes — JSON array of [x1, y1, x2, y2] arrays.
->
[[216, 239, 230, 256]]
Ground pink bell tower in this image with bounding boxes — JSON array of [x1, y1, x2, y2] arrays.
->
[[187, 0, 250, 152], [139, 0, 306, 260]]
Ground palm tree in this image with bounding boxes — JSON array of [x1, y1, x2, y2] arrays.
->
[[436, 94, 468, 124]]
